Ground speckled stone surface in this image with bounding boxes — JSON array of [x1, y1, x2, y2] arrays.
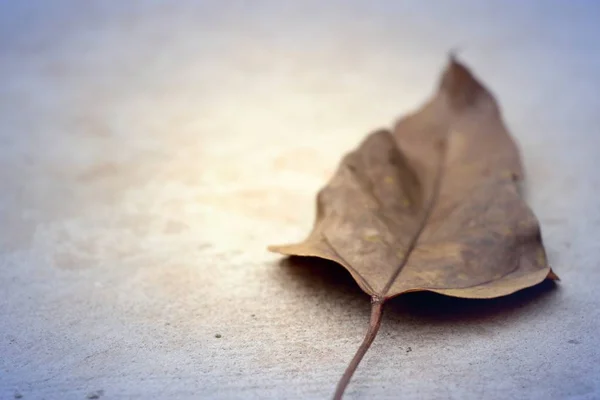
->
[[1, 2, 599, 399]]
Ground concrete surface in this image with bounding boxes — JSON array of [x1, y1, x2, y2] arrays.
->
[[1, 1, 599, 399]]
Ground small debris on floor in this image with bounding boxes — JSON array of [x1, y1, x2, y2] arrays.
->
[[86, 389, 104, 399], [406, 347, 412, 353], [215, 333, 222, 338]]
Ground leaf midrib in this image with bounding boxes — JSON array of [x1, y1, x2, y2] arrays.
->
[[380, 138, 447, 297]]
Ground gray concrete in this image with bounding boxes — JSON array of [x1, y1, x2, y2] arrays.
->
[[1, 1, 599, 399]]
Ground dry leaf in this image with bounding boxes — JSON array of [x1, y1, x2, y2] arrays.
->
[[268, 56, 558, 399]]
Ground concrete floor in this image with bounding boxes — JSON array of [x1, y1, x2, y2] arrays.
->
[[1, 1, 599, 399]]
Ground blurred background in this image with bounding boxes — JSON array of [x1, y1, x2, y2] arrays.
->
[[1, 1, 599, 399]]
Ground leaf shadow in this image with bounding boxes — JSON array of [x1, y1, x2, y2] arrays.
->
[[274, 255, 559, 330]]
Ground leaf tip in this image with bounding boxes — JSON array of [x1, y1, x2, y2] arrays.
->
[[547, 269, 560, 281], [267, 244, 282, 253], [439, 53, 491, 110], [447, 46, 463, 63]]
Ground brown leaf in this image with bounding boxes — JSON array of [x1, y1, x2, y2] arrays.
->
[[268, 56, 558, 399]]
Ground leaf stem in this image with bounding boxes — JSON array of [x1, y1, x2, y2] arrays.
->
[[333, 297, 385, 400]]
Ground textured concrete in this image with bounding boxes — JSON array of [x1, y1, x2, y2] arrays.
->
[[1, 1, 599, 399]]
